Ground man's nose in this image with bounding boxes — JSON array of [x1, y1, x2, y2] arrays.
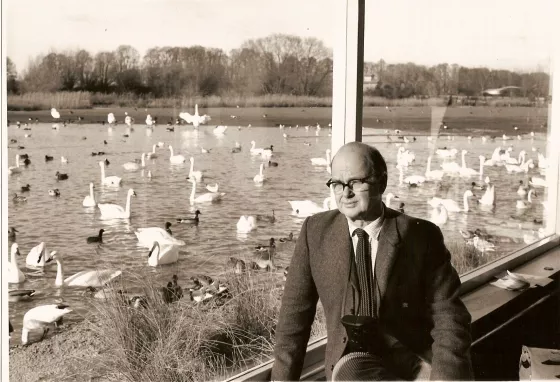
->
[[342, 185, 354, 197]]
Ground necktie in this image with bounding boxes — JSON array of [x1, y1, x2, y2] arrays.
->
[[354, 228, 376, 317]]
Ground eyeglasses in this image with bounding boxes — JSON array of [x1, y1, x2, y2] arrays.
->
[[326, 176, 379, 194]]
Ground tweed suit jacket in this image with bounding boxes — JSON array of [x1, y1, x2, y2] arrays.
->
[[271, 206, 473, 381]]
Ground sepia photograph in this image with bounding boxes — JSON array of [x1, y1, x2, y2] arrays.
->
[[3, 0, 559, 381]]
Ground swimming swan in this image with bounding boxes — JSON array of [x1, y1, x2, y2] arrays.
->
[[8, 243, 25, 283], [253, 163, 265, 184], [169, 145, 186, 164], [458, 150, 479, 177], [146, 144, 158, 159], [135, 226, 186, 248], [179, 104, 211, 128], [123, 153, 146, 171], [311, 149, 332, 166], [189, 179, 224, 204], [21, 304, 72, 345], [147, 241, 180, 267], [82, 182, 97, 207], [516, 189, 536, 209], [99, 161, 122, 186], [428, 190, 475, 212], [478, 183, 495, 206], [429, 204, 449, 227], [424, 156, 444, 180], [26, 242, 56, 267], [250, 141, 264, 156], [188, 157, 203, 181], [47, 252, 122, 288], [237, 216, 256, 233], [8, 154, 23, 175], [288, 199, 329, 217], [98, 188, 137, 219]]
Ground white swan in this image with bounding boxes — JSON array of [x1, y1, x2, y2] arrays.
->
[[516, 189, 536, 209], [145, 114, 154, 127], [428, 190, 474, 212], [288, 199, 330, 217], [471, 236, 496, 252], [206, 183, 219, 193], [146, 144, 158, 159], [83, 182, 97, 207], [99, 161, 122, 186], [108, 113, 116, 124], [25, 242, 46, 267], [385, 193, 399, 208], [179, 104, 211, 128], [8, 154, 22, 175], [98, 188, 136, 219], [458, 150, 479, 177], [135, 226, 185, 248], [188, 157, 203, 181], [435, 148, 458, 158], [523, 228, 546, 244], [169, 145, 186, 164], [213, 125, 227, 136], [529, 176, 547, 187], [123, 153, 146, 171], [237, 216, 256, 233], [250, 140, 264, 156], [398, 165, 425, 186], [429, 204, 448, 227], [261, 146, 273, 159], [51, 108, 60, 119], [8, 243, 25, 283], [424, 156, 444, 180], [253, 163, 265, 184], [125, 113, 132, 127], [48, 252, 122, 287], [478, 184, 495, 206], [147, 241, 180, 267], [21, 304, 72, 345], [189, 179, 225, 204], [396, 147, 415, 167]]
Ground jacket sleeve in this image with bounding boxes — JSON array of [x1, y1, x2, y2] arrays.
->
[[271, 217, 319, 381], [425, 224, 474, 380]]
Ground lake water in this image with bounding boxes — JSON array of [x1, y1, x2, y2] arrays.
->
[[6, 120, 551, 343]]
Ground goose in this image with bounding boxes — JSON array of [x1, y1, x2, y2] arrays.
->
[[428, 190, 475, 212], [213, 125, 227, 136], [123, 153, 146, 171], [189, 179, 225, 204], [179, 104, 211, 128], [310, 149, 332, 166], [458, 150, 479, 177], [169, 145, 186, 164], [9, 154, 23, 174], [46, 252, 122, 288], [135, 224, 185, 248], [87, 229, 105, 244], [429, 204, 448, 227], [21, 303, 72, 345], [516, 189, 536, 209], [147, 241, 180, 267], [51, 108, 60, 119], [478, 184, 495, 206], [471, 236, 496, 252], [83, 183, 97, 207], [237, 215, 256, 233], [253, 163, 265, 184], [55, 171, 69, 180], [8, 289, 36, 302], [8, 227, 18, 240], [146, 144, 158, 159], [256, 210, 276, 223], [279, 233, 294, 243], [188, 157, 203, 181], [98, 188, 136, 219], [424, 156, 444, 180], [13, 193, 27, 203], [288, 199, 329, 217], [250, 141, 264, 155], [397, 165, 425, 186], [176, 210, 201, 224], [206, 183, 219, 193], [529, 176, 547, 187], [8, 243, 25, 283], [385, 193, 399, 208], [99, 161, 122, 186], [26, 242, 55, 267], [23, 158, 31, 166]]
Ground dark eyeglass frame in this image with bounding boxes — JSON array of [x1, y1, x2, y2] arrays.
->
[[326, 175, 381, 193]]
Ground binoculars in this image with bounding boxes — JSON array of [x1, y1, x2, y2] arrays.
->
[[341, 314, 383, 356]]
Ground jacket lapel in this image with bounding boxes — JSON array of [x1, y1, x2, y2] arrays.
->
[[375, 207, 401, 310]]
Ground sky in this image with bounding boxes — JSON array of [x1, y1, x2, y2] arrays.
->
[[4, 0, 558, 75]]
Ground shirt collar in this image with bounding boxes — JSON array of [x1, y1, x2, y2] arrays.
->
[[347, 203, 386, 240]]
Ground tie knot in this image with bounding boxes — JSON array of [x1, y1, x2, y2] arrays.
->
[[354, 228, 367, 239]]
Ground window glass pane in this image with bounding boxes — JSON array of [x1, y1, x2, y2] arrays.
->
[[362, 1, 556, 275], [6, 0, 333, 379]]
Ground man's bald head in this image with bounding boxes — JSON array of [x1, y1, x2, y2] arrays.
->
[[331, 142, 388, 194]]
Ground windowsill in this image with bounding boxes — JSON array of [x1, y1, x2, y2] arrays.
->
[[227, 242, 560, 381]]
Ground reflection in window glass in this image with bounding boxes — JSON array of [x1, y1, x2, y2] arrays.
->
[[362, 1, 555, 275], [6, 0, 333, 379]]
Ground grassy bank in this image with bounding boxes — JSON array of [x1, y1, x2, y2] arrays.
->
[[7, 91, 543, 112]]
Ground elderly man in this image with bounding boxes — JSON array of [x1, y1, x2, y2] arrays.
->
[[272, 142, 473, 381]]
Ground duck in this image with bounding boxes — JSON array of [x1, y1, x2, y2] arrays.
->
[[99, 161, 122, 186], [48, 189, 61, 197], [87, 229, 105, 244], [311, 149, 332, 166], [278, 232, 294, 243], [231, 142, 242, 153], [45, 155, 54, 162], [429, 204, 449, 227], [104, 158, 110, 166], [237, 215, 256, 233], [516, 189, 536, 209], [46, 252, 122, 288], [135, 223, 185, 248], [25, 242, 55, 267], [20, 184, 31, 192], [13, 193, 27, 203], [428, 190, 475, 212], [528, 176, 547, 188], [255, 238, 276, 251], [147, 241, 180, 267], [8, 289, 36, 302], [189, 179, 225, 204], [516, 180, 529, 196], [8, 227, 18, 240], [168, 145, 186, 164], [8, 154, 23, 174], [471, 182, 487, 191], [146, 144, 158, 159], [397, 165, 425, 187], [123, 153, 146, 171], [55, 171, 69, 180], [82, 183, 97, 207], [253, 163, 265, 184], [188, 157, 203, 181], [256, 210, 276, 223], [268, 160, 279, 167], [227, 257, 246, 274], [8, 243, 25, 283], [424, 156, 444, 180], [98, 188, 136, 219], [471, 236, 496, 252], [176, 210, 201, 224], [21, 303, 73, 345], [253, 240, 276, 270]]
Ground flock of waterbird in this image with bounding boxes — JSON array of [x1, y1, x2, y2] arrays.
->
[[7, 105, 338, 345]]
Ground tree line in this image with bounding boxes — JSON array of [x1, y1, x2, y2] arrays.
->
[[6, 33, 550, 100]]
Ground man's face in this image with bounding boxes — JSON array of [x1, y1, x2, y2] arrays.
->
[[330, 148, 384, 222]]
